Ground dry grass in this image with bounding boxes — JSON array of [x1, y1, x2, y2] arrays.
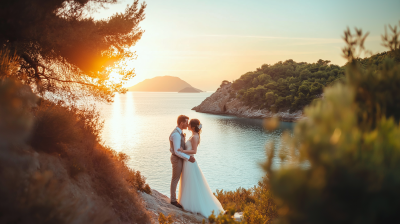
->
[[0, 93, 152, 223], [28, 100, 152, 223], [214, 178, 278, 223], [214, 187, 255, 212], [1, 43, 152, 223], [28, 100, 102, 154], [0, 79, 111, 223]]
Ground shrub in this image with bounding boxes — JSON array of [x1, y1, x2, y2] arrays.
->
[[158, 213, 173, 224], [0, 49, 19, 79], [28, 101, 152, 222], [215, 187, 255, 212], [214, 178, 278, 223], [0, 78, 37, 143], [1, 69, 152, 223], [0, 77, 112, 224], [83, 144, 151, 222], [28, 100, 102, 154], [208, 207, 238, 224], [126, 169, 152, 194], [264, 23, 400, 224]]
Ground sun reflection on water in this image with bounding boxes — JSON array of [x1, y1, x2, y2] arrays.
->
[[99, 92, 294, 195]]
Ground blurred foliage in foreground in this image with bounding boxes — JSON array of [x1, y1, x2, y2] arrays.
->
[[264, 22, 400, 224], [210, 22, 400, 224], [0, 54, 151, 223]]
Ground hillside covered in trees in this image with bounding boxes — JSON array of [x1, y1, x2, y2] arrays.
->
[[232, 59, 345, 112], [230, 48, 399, 113]]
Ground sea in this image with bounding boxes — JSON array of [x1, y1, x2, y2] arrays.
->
[[99, 92, 294, 196]]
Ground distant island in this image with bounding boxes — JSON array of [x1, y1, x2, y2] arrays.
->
[[127, 76, 203, 92], [178, 86, 203, 93]]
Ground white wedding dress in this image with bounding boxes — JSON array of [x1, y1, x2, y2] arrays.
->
[[177, 138, 224, 217]]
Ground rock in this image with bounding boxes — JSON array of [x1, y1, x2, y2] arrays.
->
[[192, 83, 304, 122], [139, 189, 246, 223], [139, 189, 207, 223]]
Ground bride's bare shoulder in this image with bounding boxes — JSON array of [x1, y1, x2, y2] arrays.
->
[[191, 134, 200, 141]]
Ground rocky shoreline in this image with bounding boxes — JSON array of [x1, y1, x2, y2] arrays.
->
[[140, 189, 243, 223], [139, 189, 206, 223], [192, 84, 303, 122]]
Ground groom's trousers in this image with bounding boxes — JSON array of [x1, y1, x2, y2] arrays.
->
[[170, 154, 183, 203]]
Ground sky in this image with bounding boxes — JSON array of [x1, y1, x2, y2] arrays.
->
[[93, 0, 400, 91]]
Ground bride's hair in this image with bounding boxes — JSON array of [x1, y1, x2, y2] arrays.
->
[[189, 119, 202, 137]]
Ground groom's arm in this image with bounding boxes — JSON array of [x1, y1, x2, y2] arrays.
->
[[171, 133, 190, 160]]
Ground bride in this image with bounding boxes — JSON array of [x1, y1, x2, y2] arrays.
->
[[177, 119, 224, 218]]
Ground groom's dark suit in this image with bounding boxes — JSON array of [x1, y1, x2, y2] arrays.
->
[[169, 127, 190, 203]]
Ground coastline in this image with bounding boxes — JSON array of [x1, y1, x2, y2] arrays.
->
[[140, 188, 243, 223], [192, 84, 304, 122], [139, 189, 206, 223], [192, 110, 301, 122]]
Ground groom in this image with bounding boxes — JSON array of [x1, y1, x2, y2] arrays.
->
[[169, 115, 196, 208]]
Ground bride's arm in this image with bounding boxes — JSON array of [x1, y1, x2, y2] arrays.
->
[[176, 147, 190, 155], [178, 136, 199, 154]]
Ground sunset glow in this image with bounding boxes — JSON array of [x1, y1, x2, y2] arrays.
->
[[94, 0, 400, 90]]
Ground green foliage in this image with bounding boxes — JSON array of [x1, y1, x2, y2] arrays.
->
[[158, 213, 173, 224], [215, 187, 255, 212], [208, 208, 239, 224], [214, 178, 278, 223], [232, 59, 345, 112], [264, 23, 400, 224], [126, 169, 151, 194], [242, 179, 277, 224], [221, 80, 231, 87], [0, 0, 146, 103], [232, 34, 399, 114]]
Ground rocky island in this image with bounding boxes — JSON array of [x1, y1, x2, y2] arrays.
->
[[193, 59, 346, 122], [192, 83, 303, 122]]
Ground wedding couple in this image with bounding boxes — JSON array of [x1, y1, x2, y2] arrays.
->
[[169, 115, 224, 217]]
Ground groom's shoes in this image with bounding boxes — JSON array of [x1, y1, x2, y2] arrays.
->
[[171, 201, 183, 209]]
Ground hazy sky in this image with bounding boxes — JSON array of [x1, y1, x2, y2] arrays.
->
[[93, 0, 400, 91]]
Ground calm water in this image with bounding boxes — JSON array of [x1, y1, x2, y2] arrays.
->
[[99, 92, 294, 196]]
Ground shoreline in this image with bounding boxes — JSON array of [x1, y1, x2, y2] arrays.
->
[[192, 83, 304, 122], [140, 188, 243, 223], [192, 110, 300, 122], [140, 189, 207, 223]]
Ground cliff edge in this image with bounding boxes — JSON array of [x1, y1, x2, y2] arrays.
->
[[140, 190, 207, 223], [192, 84, 303, 122]]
